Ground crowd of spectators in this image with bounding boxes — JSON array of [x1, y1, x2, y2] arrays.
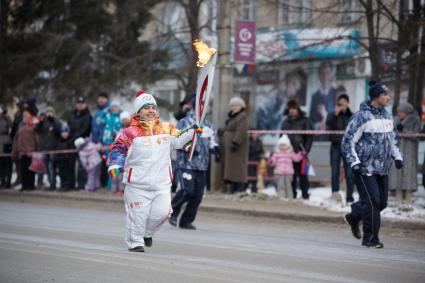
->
[[0, 93, 129, 194]]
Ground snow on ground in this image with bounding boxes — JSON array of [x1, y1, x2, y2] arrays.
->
[[301, 186, 425, 222]]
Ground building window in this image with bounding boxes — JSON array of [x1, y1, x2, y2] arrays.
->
[[341, 0, 360, 24], [280, 0, 311, 26], [240, 0, 255, 21]]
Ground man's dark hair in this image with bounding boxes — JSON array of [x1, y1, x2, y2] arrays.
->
[[98, 92, 108, 99], [337, 94, 349, 102]]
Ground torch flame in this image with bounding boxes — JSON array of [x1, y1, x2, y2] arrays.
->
[[193, 39, 216, 68]]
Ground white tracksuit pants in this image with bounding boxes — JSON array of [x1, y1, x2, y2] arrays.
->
[[124, 185, 172, 249]]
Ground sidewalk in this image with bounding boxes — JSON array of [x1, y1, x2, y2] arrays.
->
[[1, 188, 424, 231]]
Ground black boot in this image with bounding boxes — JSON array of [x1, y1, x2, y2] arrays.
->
[[344, 213, 362, 239], [179, 223, 196, 230], [362, 242, 384, 249], [169, 216, 177, 226], [144, 237, 152, 247], [128, 246, 145, 252]]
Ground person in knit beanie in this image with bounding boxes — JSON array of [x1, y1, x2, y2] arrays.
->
[[342, 80, 403, 248], [108, 90, 195, 252], [267, 135, 302, 199], [389, 102, 420, 203]]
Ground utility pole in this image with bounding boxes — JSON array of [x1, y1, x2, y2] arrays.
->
[[211, 0, 233, 192]]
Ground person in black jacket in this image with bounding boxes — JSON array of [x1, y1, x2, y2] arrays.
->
[[35, 106, 62, 190], [326, 94, 355, 203], [281, 99, 313, 199], [55, 123, 75, 192], [247, 132, 264, 193], [0, 106, 12, 189], [67, 96, 92, 190]]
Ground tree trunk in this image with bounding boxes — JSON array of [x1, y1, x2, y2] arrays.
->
[[0, 0, 10, 35], [407, 0, 421, 108], [364, 0, 380, 79], [185, 0, 201, 94], [393, 0, 405, 114], [415, 3, 425, 116]]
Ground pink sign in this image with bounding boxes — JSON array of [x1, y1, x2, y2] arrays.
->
[[235, 21, 256, 63]]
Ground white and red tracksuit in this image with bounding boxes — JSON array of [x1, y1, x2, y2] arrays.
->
[[109, 116, 193, 249]]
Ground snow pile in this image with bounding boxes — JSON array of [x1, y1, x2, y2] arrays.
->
[[303, 186, 425, 222]]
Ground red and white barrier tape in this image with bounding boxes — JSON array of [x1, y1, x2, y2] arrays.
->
[[248, 129, 425, 138], [1, 130, 424, 157], [0, 145, 112, 157]]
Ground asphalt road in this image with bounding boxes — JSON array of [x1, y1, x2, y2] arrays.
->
[[0, 201, 424, 283]]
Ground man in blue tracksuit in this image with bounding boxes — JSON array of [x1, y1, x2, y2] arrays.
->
[[342, 80, 403, 249], [169, 97, 218, 230]]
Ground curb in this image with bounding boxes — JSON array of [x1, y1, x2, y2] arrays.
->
[[1, 190, 424, 231]]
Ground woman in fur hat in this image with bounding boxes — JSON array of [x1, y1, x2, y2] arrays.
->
[[389, 102, 420, 203], [220, 96, 249, 194]]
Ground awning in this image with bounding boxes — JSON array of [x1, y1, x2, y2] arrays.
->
[[256, 27, 361, 63]]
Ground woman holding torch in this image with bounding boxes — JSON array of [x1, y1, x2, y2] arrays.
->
[[108, 90, 194, 252]]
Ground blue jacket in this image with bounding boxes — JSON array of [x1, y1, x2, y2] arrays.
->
[[91, 102, 110, 143], [176, 111, 217, 171], [342, 100, 402, 175]]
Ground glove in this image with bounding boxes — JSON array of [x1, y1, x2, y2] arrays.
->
[[396, 124, 404, 132], [108, 167, 123, 178], [212, 145, 220, 155], [351, 163, 361, 175], [212, 146, 220, 162], [395, 159, 404, 169]]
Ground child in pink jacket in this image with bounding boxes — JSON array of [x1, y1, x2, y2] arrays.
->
[[267, 135, 302, 198]]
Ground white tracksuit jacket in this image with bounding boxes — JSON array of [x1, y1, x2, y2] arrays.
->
[[109, 117, 194, 248]]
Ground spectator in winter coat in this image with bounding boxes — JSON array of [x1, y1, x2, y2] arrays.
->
[[108, 90, 194, 252], [34, 106, 62, 190], [247, 132, 264, 193], [100, 100, 123, 194], [0, 106, 12, 189], [11, 107, 39, 191], [267, 135, 302, 198], [92, 92, 110, 188], [68, 96, 92, 142], [120, 111, 131, 128], [220, 97, 249, 194], [173, 94, 192, 121], [67, 96, 92, 190], [10, 96, 39, 187], [342, 80, 403, 249], [326, 94, 355, 203], [74, 137, 102, 192], [92, 92, 110, 144], [169, 97, 219, 230], [281, 99, 313, 199], [55, 123, 75, 192], [171, 94, 193, 193], [389, 102, 420, 204]]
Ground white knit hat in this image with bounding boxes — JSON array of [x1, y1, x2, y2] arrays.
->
[[277, 134, 292, 147], [120, 111, 131, 121], [228, 96, 246, 108], [74, 137, 85, 148], [134, 90, 157, 113]]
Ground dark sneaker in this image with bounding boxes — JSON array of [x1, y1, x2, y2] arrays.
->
[[362, 242, 384, 249], [144, 237, 152, 247], [179, 223, 196, 230], [344, 213, 362, 239], [169, 216, 177, 227], [128, 246, 145, 252]]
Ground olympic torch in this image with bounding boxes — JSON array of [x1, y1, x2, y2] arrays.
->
[[187, 39, 218, 161]]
